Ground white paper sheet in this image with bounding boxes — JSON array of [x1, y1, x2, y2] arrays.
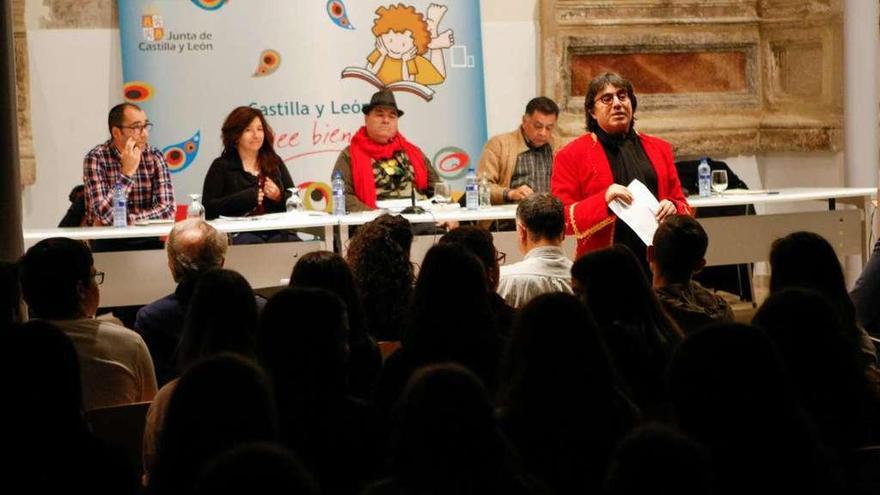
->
[[608, 179, 660, 246]]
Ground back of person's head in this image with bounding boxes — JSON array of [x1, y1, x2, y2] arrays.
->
[[753, 288, 872, 449], [605, 424, 714, 495], [19, 237, 93, 319], [178, 268, 257, 372], [525, 96, 560, 117], [516, 193, 565, 242], [390, 363, 508, 491], [770, 231, 850, 313], [194, 443, 317, 495], [652, 215, 708, 282], [258, 287, 349, 398], [166, 219, 228, 283], [346, 215, 413, 341], [572, 244, 682, 336], [0, 260, 23, 330], [438, 226, 499, 290], [373, 213, 414, 255], [289, 250, 367, 337], [150, 354, 278, 495], [2, 320, 84, 434]]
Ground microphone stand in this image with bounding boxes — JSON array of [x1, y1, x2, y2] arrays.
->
[[401, 166, 426, 214]]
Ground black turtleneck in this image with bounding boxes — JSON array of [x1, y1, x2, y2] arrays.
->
[[596, 126, 657, 274]]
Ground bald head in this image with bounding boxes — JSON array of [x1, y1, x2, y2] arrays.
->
[[166, 219, 228, 283]]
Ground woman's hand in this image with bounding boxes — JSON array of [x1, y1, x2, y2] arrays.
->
[[263, 178, 281, 201]]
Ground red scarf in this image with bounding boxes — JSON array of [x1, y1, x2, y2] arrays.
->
[[349, 126, 428, 209]]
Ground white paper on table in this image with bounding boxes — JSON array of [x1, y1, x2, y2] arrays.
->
[[607, 179, 660, 246]]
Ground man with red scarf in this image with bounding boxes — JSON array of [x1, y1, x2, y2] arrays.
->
[[331, 90, 441, 212]]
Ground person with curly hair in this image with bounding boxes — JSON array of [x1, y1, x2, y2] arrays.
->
[[367, 3, 454, 85], [346, 214, 415, 341]]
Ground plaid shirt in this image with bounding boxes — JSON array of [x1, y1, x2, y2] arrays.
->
[[83, 140, 176, 226], [509, 134, 553, 195]]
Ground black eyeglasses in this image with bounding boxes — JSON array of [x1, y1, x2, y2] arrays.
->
[[92, 271, 105, 285], [594, 89, 630, 106], [496, 251, 507, 265], [119, 122, 154, 134]]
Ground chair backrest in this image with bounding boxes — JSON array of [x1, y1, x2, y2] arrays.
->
[[85, 401, 151, 477]]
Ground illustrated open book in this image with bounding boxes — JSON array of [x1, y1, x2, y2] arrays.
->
[[341, 66, 435, 101]]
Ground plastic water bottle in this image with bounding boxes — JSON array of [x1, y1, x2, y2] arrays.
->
[[112, 182, 127, 228], [698, 157, 711, 198], [332, 170, 346, 216], [465, 167, 479, 210], [478, 173, 491, 207]]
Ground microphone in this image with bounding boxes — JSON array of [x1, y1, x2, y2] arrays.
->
[[401, 165, 426, 214]]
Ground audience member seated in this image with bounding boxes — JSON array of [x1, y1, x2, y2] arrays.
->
[[143, 268, 259, 483], [135, 218, 230, 386], [571, 245, 683, 418], [2, 320, 136, 494], [770, 231, 880, 394], [648, 214, 734, 333], [19, 237, 157, 410], [753, 288, 875, 452], [498, 293, 640, 494], [331, 90, 440, 212], [497, 193, 573, 308], [364, 363, 536, 495], [290, 251, 382, 400], [0, 260, 23, 332], [376, 244, 501, 416], [346, 214, 415, 342], [146, 354, 278, 495], [194, 443, 318, 495], [438, 226, 516, 338], [669, 323, 840, 495], [851, 238, 880, 336], [477, 96, 561, 204], [604, 424, 714, 495], [257, 287, 382, 495]]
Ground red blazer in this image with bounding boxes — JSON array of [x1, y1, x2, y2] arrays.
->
[[551, 132, 691, 258]]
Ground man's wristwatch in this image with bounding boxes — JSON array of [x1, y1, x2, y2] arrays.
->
[[502, 188, 511, 202]]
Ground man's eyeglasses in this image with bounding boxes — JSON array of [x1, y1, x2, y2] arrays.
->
[[92, 271, 105, 285], [119, 122, 154, 134], [594, 90, 630, 106], [496, 251, 507, 265]]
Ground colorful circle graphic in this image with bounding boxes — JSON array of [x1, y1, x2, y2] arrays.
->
[[122, 81, 154, 103], [432, 146, 471, 180], [190, 0, 228, 11], [300, 181, 332, 213], [164, 147, 186, 169], [254, 49, 281, 77], [326, 0, 354, 29]]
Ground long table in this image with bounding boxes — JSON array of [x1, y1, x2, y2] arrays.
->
[[23, 187, 876, 307]]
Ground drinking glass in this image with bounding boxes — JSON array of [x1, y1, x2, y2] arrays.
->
[[433, 182, 452, 204], [187, 194, 205, 219], [711, 170, 728, 195], [286, 187, 304, 212]]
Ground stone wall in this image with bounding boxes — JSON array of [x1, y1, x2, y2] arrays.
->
[[540, 0, 843, 157]]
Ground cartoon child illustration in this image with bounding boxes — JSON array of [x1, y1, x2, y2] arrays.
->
[[366, 3, 454, 86]]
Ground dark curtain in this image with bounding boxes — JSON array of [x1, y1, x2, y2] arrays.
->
[[0, 0, 23, 261]]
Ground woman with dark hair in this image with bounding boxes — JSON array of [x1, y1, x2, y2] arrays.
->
[[346, 214, 415, 342], [146, 354, 279, 495], [376, 243, 501, 415], [202, 106, 293, 220], [769, 231, 880, 393], [499, 292, 640, 494], [257, 287, 382, 495], [669, 323, 839, 494], [365, 363, 536, 495], [143, 268, 259, 482], [571, 244, 683, 417], [551, 72, 690, 261], [3, 320, 136, 494], [753, 288, 874, 452], [290, 250, 381, 399]]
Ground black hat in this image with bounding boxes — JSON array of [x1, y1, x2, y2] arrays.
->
[[362, 90, 404, 117]]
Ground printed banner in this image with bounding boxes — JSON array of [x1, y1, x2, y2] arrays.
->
[[118, 0, 487, 205]]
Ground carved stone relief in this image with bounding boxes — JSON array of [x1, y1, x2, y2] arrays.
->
[[12, 0, 34, 185], [540, 0, 844, 157]]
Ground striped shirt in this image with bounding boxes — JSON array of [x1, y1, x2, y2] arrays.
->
[[509, 134, 553, 195], [83, 140, 176, 226]]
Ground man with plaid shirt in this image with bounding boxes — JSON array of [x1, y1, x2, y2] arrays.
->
[[83, 103, 175, 226]]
